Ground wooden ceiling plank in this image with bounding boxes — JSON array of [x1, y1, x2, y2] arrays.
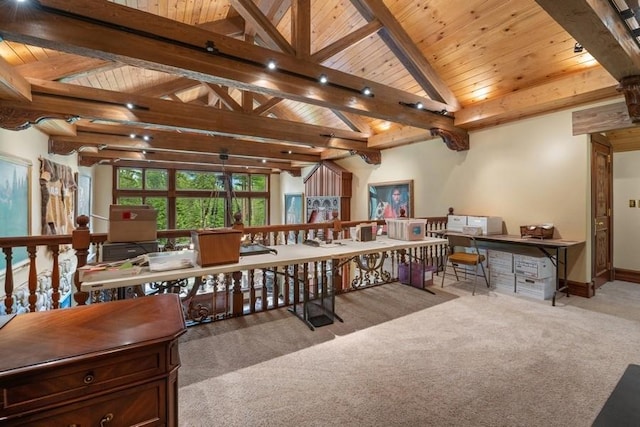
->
[[16, 54, 111, 81], [456, 66, 620, 130], [0, 0, 457, 131], [349, 0, 460, 111], [331, 109, 372, 135], [0, 55, 31, 102], [229, 0, 295, 55], [535, 0, 640, 80]]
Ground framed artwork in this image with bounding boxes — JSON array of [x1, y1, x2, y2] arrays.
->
[[368, 180, 414, 220], [306, 196, 340, 223], [0, 152, 32, 271], [75, 173, 92, 226], [284, 193, 304, 224]]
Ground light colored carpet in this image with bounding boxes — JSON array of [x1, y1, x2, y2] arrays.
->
[[178, 280, 640, 427]]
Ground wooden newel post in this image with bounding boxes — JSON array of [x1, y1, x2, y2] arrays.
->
[[72, 215, 91, 306], [231, 211, 244, 316]]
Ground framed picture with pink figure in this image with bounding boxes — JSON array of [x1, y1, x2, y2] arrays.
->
[[368, 180, 414, 221]]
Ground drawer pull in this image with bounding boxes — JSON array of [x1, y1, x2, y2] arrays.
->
[[83, 372, 95, 384], [100, 413, 114, 426]]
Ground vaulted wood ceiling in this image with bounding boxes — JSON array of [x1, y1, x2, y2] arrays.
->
[[1, 0, 640, 175]]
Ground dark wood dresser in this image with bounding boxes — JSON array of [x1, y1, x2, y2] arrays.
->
[[0, 294, 187, 426]]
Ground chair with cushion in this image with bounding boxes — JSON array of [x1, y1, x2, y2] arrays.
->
[[441, 233, 489, 295]]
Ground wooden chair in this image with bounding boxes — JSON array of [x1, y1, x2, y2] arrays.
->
[[441, 233, 489, 295]]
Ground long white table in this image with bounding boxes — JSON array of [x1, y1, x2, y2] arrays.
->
[[81, 236, 447, 291], [81, 236, 447, 330]]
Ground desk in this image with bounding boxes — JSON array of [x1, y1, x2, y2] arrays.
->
[[82, 236, 447, 328], [434, 231, 584, 305]]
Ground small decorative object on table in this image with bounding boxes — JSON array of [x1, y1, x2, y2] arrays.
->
[[520, 224, 554, 239]]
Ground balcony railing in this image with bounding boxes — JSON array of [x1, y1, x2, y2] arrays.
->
[[0, 215, 448, 324]]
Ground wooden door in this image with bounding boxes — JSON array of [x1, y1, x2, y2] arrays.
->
[[591, 134, 613, 289]]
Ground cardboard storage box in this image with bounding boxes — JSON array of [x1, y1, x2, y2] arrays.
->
[[191, 228, 242, 267], [513, 254, 555, 279], [386, 218, 426, 241], [398, 263, 435, 289], [446, 215, 467, 232], [108, 205, 157, 243], [466, 216, 503, 235], [515, 275, 555, 300]]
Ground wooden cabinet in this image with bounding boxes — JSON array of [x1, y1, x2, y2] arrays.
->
[[0, 294, 186, 426]]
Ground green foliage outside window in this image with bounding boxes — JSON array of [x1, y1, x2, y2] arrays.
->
[[115, 167, 269, 230], [117, 168, 142, 189]]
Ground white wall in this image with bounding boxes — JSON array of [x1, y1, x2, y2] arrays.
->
[[336, 109, 590, 283], [0, 127, 93, 287], [613, 151, 640, 270]]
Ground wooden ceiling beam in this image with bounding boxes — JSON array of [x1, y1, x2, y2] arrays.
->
[[311, 20, 383, 64], [0, 0, 458, 132], [203, 83, 242, 111], [6, 78, 370, 150], [80, 158, 291, 175], [349, 0, 460, 110], [535, 0, 640, 80], [61, 145, 301, 172], [0, 55, 31, 102], [229, 0, 295, 55], [291, 0, 311, 59], [572, 101, 633, 135], [51, 130, 322, 163]]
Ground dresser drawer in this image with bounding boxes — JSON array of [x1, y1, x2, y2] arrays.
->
[[1, 343, 169, 417], [8, 379, 166, 426]]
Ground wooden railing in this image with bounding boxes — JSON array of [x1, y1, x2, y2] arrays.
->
[[1, 215, 448, 323]]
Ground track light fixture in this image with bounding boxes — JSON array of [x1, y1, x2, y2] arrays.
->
[[362, 87, 373, 96], [204, 40, 219, 54], [319, 74, 328, 84], [573, 42, 584, 53], [399, 101, 425, 110], [267, 60, 277, 70]]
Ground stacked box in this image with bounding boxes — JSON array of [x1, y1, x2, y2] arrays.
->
[[513, 254, 555, 279], [446, 215, 467, 232], [515, 276, 555, 300], [487, 250, 513, 273], [490, 270, 515, 293]]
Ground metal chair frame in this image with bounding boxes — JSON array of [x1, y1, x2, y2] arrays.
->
[[441, 233, 490, 295]]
